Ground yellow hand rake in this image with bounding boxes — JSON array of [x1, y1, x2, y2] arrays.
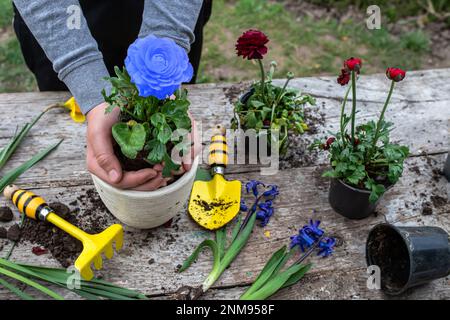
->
[[3, 185, 123, 280]]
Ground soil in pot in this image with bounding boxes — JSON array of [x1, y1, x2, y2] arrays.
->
[[366, 225, 410, 293]]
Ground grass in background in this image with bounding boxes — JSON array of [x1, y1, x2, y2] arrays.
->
[[199, 0, 431, 83], [0, 0, 434, 91], [0, 0, 36, 92]]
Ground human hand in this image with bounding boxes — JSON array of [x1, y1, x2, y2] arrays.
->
[[86, 102, 167, 190]]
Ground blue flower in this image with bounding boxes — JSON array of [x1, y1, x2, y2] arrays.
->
[[256, 200, 274, 227], [318, 237, 336, 257], [240, 200, 248, 212], [290, 228, 316, 251], [245, 180, 265, 197], [125, 35, 193, 99], [263, 185, 279, 198]]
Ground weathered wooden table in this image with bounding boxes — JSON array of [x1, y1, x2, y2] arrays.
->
[[0, 69, 449, 300]]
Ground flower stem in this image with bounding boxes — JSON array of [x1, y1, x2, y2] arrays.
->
[[339, 84, 352, 144], [294, 235, 325, 265], [369, 80, 395, 158], [271, 77, 292, 124], [258, 59, 266, 101], [350, 70, 357, 147]]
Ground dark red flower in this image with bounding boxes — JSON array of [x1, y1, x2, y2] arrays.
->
[[323, 137, 336, 150], [236, 29, 269, 60], [263, 119, 271, 126], [386, 67, 406, 82], [344, 57, 362, 73], [337, 69, 350, 85], [32, 246, 48, 256]]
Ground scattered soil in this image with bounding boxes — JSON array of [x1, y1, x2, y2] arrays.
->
[[0, 206, 13, 222], [172, 285, 203, 300], [422, 202, 433, 216], [430, 195, 447, 209], [0, 227, 6, 239], [20, 189, 112, 268], [367, 226, 410, 293], [223, 82, 250, 103], [7, 224, 21, 242]]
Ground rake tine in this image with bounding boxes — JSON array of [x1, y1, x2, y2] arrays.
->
[[103, 243, 114, 260], [114, 234, 123, 251], [93, 254, 103, 270]]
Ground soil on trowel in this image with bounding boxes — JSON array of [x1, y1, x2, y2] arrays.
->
[[193, 195, 235, 214], [20, 189, 113, 268], [367, 226, 410, 292]]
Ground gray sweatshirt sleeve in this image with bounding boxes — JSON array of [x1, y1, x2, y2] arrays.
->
[[13, 0, 111, 114], [139, 0, 203, 52], [13, 0, 203, 114]]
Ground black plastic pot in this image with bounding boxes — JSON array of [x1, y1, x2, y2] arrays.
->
[[444, 152, 450, 182], [366, 223, 450, 295], [328, 178, 389, 219]]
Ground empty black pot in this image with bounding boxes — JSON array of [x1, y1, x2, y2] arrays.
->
[[328, 179, 389, 219], [444, 152, 450, 181], [366, 223, 450, 295]]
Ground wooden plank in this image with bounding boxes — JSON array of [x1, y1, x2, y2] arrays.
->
[[0, 153, 447, 299]]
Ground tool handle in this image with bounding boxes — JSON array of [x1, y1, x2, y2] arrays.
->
[[208, 125, 228, 167], [3, 185, 52, 221]]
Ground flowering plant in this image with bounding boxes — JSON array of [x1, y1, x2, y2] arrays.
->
[[241, 219, 335, 300], [311, 58, 409, 202], [178, 180, 279, 295], [231, 29, 315, 155], [102, 35, 193, 177]]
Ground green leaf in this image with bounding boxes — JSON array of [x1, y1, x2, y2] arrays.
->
[[112, 123, 146, 159], [245, 111, 258, 128], [146, 140, 165, 164], [195, 168, 212, 181], [157, 123, 172, 144], [241, 246, 287, 299], [162, 153, 180, 177], [178, 239, 219, 273], [250, 100, 265, 108], [281, 263, 312, 289], [173, 114, 192, 130], [0, 277, 34, 300], [216, 227, 227, 259], [150, 113, 165, 127], [0, 140, 62, 192]]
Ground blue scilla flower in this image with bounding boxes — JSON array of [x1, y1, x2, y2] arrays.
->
[[263, 185, 279, 198], [125, 35, 193, 99], [256, 200, 274, 227], [290, 228, 316, 251], [245, 180, 265, 197], [318, 237, 336, 257], [240, 200, 248, 212]]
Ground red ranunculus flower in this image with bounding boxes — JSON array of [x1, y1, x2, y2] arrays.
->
[[323, 137, 336, 150], [386, 67, 406, 82], [344, 57, 362, 72], [337, 69, 350, 85], [236, 29, 269, 60]]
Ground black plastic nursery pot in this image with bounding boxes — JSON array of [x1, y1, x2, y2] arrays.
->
[[444, 152, 450, 181], [366, 223, 450, 295], [328, 178, 390, 220]]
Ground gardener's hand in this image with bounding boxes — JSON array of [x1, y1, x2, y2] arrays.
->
[[86, 102, 164, 190]]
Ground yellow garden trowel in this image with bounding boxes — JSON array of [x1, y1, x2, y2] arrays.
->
[[3, 185, 123, 280], [188, 125, 241, 230]]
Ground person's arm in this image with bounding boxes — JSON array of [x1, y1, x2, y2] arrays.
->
[[13, 0, 110, 114], [139, 0, 203, 52]]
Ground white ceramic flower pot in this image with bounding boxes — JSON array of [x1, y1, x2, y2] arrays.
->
[[91, 156, 199, 229]]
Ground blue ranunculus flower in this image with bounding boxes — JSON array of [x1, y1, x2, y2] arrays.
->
[[125, 35, 193, 99]]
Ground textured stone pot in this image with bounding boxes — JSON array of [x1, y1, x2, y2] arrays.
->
[[91, 156, 199, 229]]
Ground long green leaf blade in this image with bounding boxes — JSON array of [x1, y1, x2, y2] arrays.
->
[[178, 239, 219, 273], [0, 277, 34, 300], [0, 139, 63, 192], [0, 266, 64, 300], [241, 245, 287, 299], [281, 263, 312, 289]]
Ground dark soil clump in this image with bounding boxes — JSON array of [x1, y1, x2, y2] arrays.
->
[[431, 195, 447, 208], [421, 202, 433, 216], [0, 226, 7, 239], [0, 206, 13, 222], [172, 285, 203, 300], [7, 224, 21, 241]]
